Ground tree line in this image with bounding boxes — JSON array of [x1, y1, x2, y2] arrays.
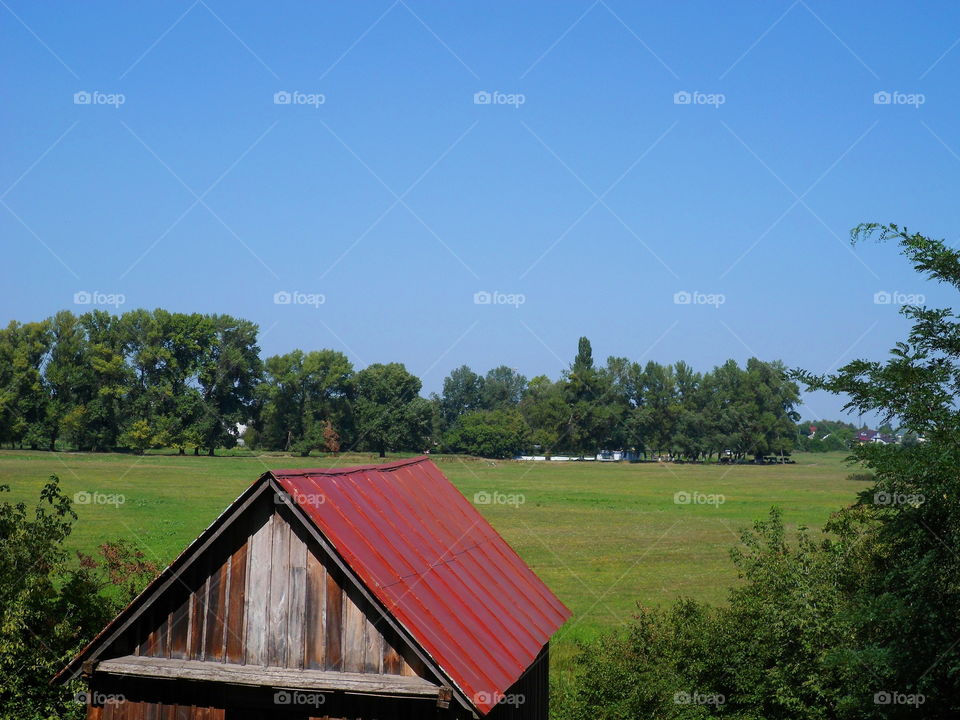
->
[[0, 309, 802, 459]]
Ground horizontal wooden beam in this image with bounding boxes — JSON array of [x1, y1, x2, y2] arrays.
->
[[94, 655, 441, 697]]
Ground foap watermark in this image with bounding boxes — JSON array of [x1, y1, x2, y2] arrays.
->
[[674, 90, 725, 108], [474, 490, 525, 508], [275, 490, 326, 506], [74, 491, 125, 507], [273, 690, 325, 708], [474, 90, 526, 108], [873, 491, 925, 507], [874, 690, 925, 707], [673, 690, 725, 707], [74, 691, 125, 706], [274, 90, 325, 108], [74, 290, 126, 308], [274, 290, 325, 308], [474, 691, 525, 707], [873, 290, 925, 305], [674, 490, 725, 507], [474, 290, 526, 308], [74, 90, 125, 108], [873, 90, 925, 108], [673, 290, 725, 308]]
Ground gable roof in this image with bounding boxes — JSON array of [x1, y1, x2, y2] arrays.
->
[[270, 456, 570, 715], [55, 457, 569, 717]]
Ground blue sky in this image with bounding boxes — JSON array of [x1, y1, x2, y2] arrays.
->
[[3, 1, 959, 422]]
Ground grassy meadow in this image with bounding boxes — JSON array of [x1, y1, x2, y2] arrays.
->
[[0, 449, 864, 671]]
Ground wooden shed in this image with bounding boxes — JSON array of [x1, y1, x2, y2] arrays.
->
[[55, 456, 570, 719]]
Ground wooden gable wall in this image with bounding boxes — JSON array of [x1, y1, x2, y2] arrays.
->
[[98, 494, 428, 680]]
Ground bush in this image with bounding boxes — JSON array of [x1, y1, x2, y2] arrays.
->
[[0, 479, 155, 720], [557, 509, 870, 720], [443, 409, 529, 459]]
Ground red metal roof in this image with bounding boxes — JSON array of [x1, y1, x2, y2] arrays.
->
[[271, 456, 570, 716]]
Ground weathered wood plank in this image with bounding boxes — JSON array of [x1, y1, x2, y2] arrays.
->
[[244, 510, 273, 665], [187, 561, 207, 661], [95, 655, 441, 696], [168, 594, 189, 659], [304, 546, 326, 669], [286, 526, 307, 669], [224, 529, 247, 664], [203, 556, 227, 661], [266, 512, 291, 666], [324, 568, 343, 671], [382, 626, 405, 675], [341, 588, 366, 673], [362, 612, 382, 674]]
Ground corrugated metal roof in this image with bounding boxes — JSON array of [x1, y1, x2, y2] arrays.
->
[[271, 456, 570, 716]]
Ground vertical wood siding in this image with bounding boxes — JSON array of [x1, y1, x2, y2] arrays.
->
[[128, 499, 416, 677]]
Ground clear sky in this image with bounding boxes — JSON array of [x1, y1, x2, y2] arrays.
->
[[3, 1, 959, 422]]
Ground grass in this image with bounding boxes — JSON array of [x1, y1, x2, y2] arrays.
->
[[0, 449, 863, 674]]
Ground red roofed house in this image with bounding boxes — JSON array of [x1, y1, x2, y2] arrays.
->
[[55, 456, 570, 719]]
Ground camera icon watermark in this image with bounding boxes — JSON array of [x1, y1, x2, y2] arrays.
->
[[673, 690, 725, 706], [473, 490, 525, 508], [673, 490, 725, 507], [274, 90, 325, 108], [275, 490, 327, 506], [74, 290, 126, 308], [273, 690, 325, 707], [74, 491, 126, 507], [473, 691, 525, 707], [873, 290, 925, 305], [673, 290, 725, 308], [873, 491, 924, 507], [74, 90, 126, 108], [473, 90, 526, 108], [873, 90, 925, 108], [74, 691, 125, 706], [473, 290, 526, 308], [874, 690, 925, 707], [273, 290, 325, 308], [673, 90, 725, 108]]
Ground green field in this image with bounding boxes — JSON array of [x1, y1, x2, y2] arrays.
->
[[0, 449, 862, 671]]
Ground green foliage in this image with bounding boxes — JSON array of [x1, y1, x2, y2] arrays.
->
[[443, 409, 529, 458], [0, 478, 155, 720], [562, 223, 960, 718], [0, 308, 801, 460], [353, 363, 431, 457], [558, 509, 866, 720], [258, 349, 353, 452]]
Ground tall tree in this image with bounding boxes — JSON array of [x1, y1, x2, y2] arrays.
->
[[78, 311, 130, 451], [439, 365, 485, 428], [519, 375, 567, 455], [796, 223, 960, 711], [352, 363, 430, 457], [480, 365, 527, 410], [194, 315, 262, 455], [44, 311, 92, 451], [258, 349, 353, 454], [0, 320, 51, 449]]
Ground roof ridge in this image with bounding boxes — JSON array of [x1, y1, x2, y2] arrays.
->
[[270, 455, 431, 478]]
